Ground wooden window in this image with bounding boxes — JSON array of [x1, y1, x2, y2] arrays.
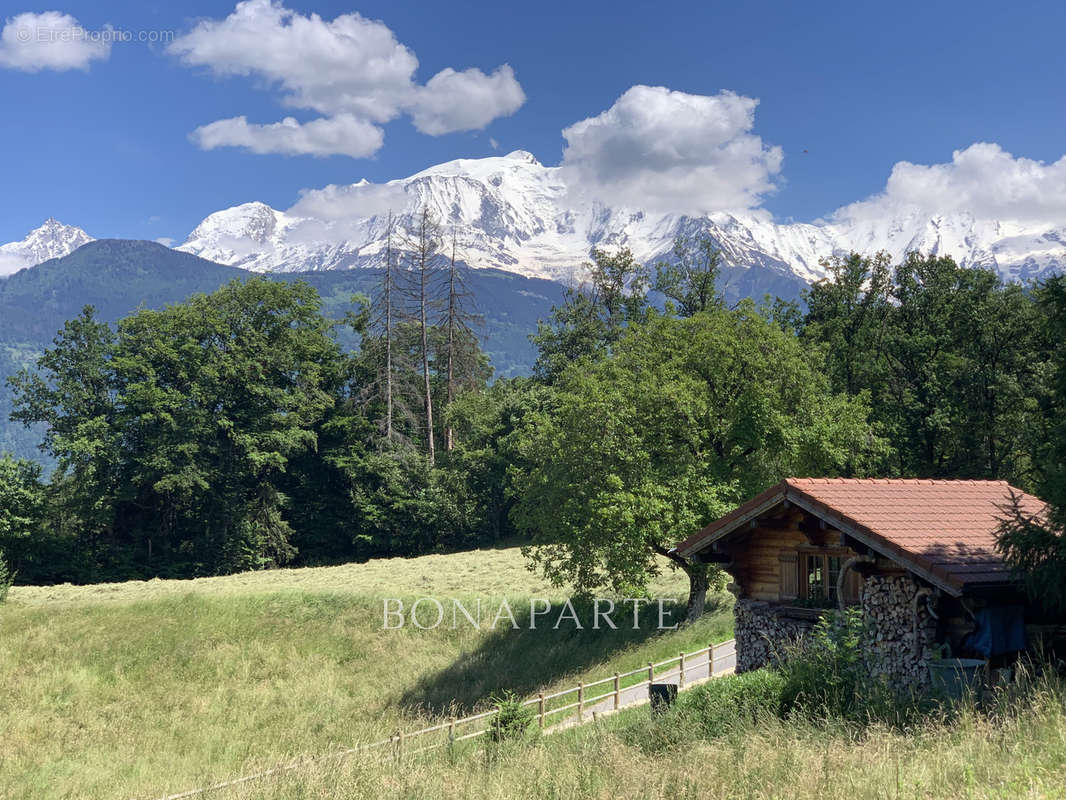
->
[[796, 551, 851, 604], [827, 556, 842, 601], [805, 554, 826, 600]]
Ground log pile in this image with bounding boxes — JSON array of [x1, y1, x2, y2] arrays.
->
[[734, 599, 813, 673], [860, 574, 937, 686]]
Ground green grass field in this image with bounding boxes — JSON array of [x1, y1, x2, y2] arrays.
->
[[7, 547, 1065, 800], [1, 547, 732, 800], [206, 684, 1066, 800]]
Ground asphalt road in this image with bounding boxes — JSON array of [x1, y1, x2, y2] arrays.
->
[[562, 639, 738, 726]]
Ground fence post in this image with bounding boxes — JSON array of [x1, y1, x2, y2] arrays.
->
[[613, 673, 621, 710], [394, 730, 403, 759], [679, 651, 686, 688], [448, 717, 456, 749], [578, 681, 585, 719], [538, 692, 545, 730], [647, 662, 654, 686], [708, 642, 715, 676]]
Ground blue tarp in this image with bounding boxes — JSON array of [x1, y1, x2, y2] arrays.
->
[[963, 605, 1026, 657]]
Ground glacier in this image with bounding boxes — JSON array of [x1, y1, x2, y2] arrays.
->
[[176, 150, 1066, 285], [4, 150, 1063, 288]]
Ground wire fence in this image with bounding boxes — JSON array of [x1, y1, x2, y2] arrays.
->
[[150, 638, 737, 800]]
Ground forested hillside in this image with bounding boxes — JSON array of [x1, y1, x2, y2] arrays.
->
[[2, 235, 1063, 597], [0, 239, 568, 461]]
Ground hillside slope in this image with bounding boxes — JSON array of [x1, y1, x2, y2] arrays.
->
[[0, 240, 568, 461], [2, 546, 731, 800]]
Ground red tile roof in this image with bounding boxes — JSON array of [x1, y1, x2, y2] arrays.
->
[[676, 478, 1048, 595]]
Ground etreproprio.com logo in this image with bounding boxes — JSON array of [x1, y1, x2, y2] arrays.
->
[[16, 25, 175, 44]]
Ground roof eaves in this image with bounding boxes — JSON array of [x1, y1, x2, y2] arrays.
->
[[783, 486, 966, 597], [675, 482, 788, 557]]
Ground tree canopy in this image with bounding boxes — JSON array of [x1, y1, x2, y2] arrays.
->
[[515, 305, 878, 620]]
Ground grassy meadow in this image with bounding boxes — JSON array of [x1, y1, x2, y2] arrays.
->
[[207, 681, 1066, 800], [7, 546, 1066, 800], [0, 546, 731, 800]]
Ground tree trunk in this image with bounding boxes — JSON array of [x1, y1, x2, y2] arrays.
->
[[445, 234, 457, 452], [685, 567, 709, 623], [420, 253, 435, 466], [384, 213, 394, 443], [649, 539, 711, 624]]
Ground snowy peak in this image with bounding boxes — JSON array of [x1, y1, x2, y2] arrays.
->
[[175, 152, 1066, 285], [0, 218, 94, 277]]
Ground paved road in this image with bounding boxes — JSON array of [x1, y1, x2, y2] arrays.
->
[[558, 639, 737, 727]]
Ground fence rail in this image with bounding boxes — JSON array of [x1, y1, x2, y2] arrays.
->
[[152, 638, 736, 800]]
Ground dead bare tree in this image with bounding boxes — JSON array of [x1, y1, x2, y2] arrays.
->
[[383, 212, 396, 442], [399, 207, 444, 465], [442, 227, 484, 451]]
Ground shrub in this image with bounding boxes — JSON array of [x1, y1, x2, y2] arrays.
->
[[778, 606, 867, 718], [625, 669, 785, 753], [489, 691, 536, 742], [678, 668, 786, 737], [777, 606, 923, 724]]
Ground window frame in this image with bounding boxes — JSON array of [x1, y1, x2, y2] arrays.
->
[[795, 546, 854, 604]]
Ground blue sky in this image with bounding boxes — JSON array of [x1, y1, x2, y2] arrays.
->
[[1, 0, 1064, 245]]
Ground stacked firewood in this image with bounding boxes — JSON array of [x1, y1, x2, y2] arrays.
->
[[733, 599, 813, 673], [861, 575, 937, 686]]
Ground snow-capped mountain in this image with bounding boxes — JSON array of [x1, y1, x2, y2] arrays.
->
[[0, 218, 94, 277], [178, 150, 1066, 286]]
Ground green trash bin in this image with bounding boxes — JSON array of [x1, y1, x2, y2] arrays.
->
[[928, 658, 987, 700], [649, 683, 678, 715]]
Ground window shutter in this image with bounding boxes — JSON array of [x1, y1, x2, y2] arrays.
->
[[779, 551, 798, 600], [844, 568, 863, 606]]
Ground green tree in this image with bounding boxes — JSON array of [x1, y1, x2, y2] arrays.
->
[[0, 453, 46, 585], [514, 305, 878, 621], [1032, 276, 1066, 512], [653, 234, 724, 317], [803, 251, 892, 397], [803, 251, 1043, 485], [996, 275, 1066, 615], [9, 280, 343, 578], [443, 377, 553, 544], [8, 307, 120, 567], [531, 247, 649, 381]]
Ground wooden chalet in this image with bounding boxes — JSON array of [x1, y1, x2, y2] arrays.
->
[[676, 478, 1049, 681]]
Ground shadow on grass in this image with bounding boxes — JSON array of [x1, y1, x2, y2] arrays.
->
[[396, 594, 731, 716]]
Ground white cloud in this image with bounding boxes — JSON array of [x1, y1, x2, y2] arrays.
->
[[410, 65, 525, 135], [559, 86, 783, 215], [0, 11, 110, 72], [191, 114, 384, 158], [832, 143, 1066, 228], [289, 180, 408, 219], [0, 251, 29, 277], [169, 0, 525, 158]]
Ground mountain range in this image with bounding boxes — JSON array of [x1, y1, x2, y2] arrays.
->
[[0, 238, 569, 463], [174, 151, 1066, 288], [3, 150, 1064, 290]]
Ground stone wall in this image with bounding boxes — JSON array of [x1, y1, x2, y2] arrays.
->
[[734, 599, 815, 673], [861, 574, 938, 686]]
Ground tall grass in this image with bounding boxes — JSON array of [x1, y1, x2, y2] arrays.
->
[[0, 546, 732, 799], [209, 669, 1066, 800]]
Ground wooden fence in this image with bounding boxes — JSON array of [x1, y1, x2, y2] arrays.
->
[[155, 639, 736, 799]]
